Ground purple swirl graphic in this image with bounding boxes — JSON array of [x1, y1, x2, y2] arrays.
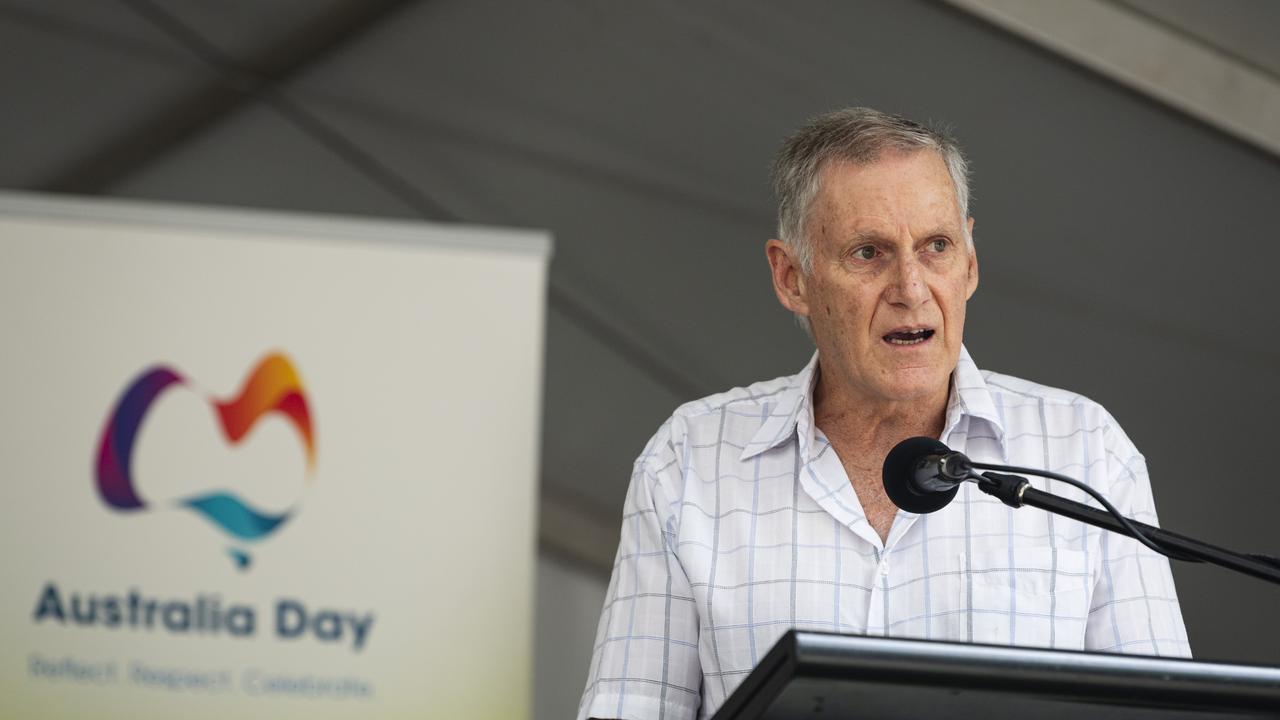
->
[[96, 367, 184, 510]]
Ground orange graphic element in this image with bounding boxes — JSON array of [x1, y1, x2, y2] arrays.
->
[[214, 353, 315, 469]]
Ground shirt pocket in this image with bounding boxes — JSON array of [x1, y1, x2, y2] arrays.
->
[[959, 547, 1093, 650]]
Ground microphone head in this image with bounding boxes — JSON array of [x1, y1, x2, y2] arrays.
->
[[882, 436, 962, 514]]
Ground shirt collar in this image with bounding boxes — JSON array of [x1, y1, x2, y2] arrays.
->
[[738, 345, 1006, 462], [944, 346, 1007, 451], [737, 352, 818, 462]]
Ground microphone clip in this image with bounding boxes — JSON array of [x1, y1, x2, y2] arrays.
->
[[975, 471, 1030, 508], [938, 453, 974, 482], [912, 452, 974, 493]]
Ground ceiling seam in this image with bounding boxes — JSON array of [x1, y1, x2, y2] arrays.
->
[[38, 0, 421, 193], [101, 0, 715, 403], [0, 3, 191, 64]]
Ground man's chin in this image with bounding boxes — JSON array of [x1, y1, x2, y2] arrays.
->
[[875, 369, 952, 404]]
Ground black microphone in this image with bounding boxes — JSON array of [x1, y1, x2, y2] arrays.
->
[[881, 437, 975, 514]]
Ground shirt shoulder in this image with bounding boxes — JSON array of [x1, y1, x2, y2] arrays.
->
[[666, 371, 800, 437], [671, 371, 800, 422], [976, 368, 1145, 485], [978, 368, 1132, 435], [979, 368, 1098, 409], [633, 370, 802, 480]]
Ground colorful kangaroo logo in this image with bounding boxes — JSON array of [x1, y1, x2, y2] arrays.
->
[[96, 353, 315, 570]]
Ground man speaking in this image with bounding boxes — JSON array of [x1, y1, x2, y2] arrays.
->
[[577, 108, 1190, 720]]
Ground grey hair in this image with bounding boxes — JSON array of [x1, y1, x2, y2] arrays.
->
[[770, 107, 972, 336]]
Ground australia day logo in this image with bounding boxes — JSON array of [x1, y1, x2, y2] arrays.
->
[[95, 353, 315, 570]]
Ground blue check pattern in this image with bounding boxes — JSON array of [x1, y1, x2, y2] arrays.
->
[[578, 347, 1190, 720]]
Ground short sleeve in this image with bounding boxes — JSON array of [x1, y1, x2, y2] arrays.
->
[[1084, 413, 1192, 657], [577, 426, 703, 720]]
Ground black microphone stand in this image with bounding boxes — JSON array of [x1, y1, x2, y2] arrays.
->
[[971, 466, 1280, 587]]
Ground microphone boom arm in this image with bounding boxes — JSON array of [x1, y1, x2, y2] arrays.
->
[[971, 466, 1280, 587]]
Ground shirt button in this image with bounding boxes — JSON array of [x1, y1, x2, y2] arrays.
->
[[879, 562, 890, 576]]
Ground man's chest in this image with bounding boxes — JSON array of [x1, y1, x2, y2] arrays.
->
[[673, 461, 1100, 664], [817, 430, 903, 542], [846, 468, 898, 541]]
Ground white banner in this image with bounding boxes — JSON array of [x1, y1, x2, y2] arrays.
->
[[0, 192, 550, 719]]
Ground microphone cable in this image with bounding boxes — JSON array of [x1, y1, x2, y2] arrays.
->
[[968, 461, 1204, 564]]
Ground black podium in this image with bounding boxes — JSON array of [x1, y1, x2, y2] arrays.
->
[[711, 631, 1280, 719]]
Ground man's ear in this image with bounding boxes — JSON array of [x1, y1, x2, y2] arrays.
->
[[766, 239, 810, 317], [965, 216, 979, 300]]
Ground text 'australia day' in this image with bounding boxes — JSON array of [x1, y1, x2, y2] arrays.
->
[[32, 583, 375, 651]]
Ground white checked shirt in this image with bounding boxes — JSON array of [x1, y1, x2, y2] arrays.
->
[[579, 347, 1190, 720]]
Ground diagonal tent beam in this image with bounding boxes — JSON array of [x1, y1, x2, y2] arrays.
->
[[39, 0, 421, 194], [82, 0, 715, 404], [939, 0, 1280, 160]]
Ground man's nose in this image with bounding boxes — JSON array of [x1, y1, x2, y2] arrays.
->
[[887, 254, 929, 307]]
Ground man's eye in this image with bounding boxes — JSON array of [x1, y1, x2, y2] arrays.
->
[[927, 238, 950, 252], [853, 246, 878, 260]]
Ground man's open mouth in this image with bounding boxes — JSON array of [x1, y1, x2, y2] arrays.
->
[[883, 328, 935, 346]]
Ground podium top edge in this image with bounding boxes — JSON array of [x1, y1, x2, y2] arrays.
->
[[789, 630, 1280, 684]]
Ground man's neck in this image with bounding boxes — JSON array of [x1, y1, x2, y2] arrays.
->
[[811, 364, 950, 454]]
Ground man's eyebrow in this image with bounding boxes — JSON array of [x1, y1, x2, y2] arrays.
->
[[847, 230, 888, 245], [919, 226, 957, 238], [844, 227, 957, 245]]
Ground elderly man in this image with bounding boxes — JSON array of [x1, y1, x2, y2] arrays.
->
[[578, 108, 1189, 720]]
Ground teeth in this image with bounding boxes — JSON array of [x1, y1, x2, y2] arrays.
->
[[885, 328, 932, 345]]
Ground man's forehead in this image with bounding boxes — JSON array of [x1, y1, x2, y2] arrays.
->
[[817, 148, 952, 190], [813, 151, 962, 226]]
